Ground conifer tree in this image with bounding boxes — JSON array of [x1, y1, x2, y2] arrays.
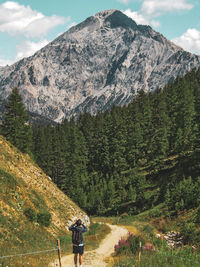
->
[[177, 81, 196, 151], [126, 101, 143, 167], [150, 88, 169, 167], [136, 90, 153, 159], [2, 87, 32, 153]]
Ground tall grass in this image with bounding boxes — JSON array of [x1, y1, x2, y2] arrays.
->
[[113, 247, 200, 267], [113, 233, 200, 267]]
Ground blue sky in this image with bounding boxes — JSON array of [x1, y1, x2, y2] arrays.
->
[[0, 0, 199, 66]]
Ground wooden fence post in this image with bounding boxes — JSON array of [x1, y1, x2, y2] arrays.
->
[[138, 241, 142, 265], [57, 239, 62, 267]]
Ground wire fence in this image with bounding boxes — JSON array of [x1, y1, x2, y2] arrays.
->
[[0, 249, 57, 259], [0, 240, 62, 267], [1, 239, 200, 267]]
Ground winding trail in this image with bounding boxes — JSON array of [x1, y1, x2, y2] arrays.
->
[[60, 224, 128, 267]]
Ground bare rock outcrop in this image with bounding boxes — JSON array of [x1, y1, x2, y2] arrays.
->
[[0, 9, 200, 122]]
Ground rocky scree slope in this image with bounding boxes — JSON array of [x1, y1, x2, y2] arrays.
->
[[0, 135, 89, 253], [0, 9, 200, 122]]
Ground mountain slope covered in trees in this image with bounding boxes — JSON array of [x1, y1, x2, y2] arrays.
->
[[30, 67, 200, 218], [1, 67, 200, 250]]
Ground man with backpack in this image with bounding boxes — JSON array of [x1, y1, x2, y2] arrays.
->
[[69, 219, 87, 267]]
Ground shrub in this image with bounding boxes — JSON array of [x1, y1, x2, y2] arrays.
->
[[148, 208, 161, 218], [37, 211, 52, 227], [196, 207, 200, 223], [86, 223, 100, 235], [181, 222, 199, 245], [24, 208, 37, 222], [143, 224, 154, 235], [114, 233, 145, 255]]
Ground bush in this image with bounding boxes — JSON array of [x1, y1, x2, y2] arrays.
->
[[181, 222, 199, 244], [24, 208, 37, 222], [37, 211, 52, 227], [196, 207, 200, 223], [148, 208, 161, 218], [86, 223, 100, 235], [114, 233, 145, 255], [143, 224, 154, 235]]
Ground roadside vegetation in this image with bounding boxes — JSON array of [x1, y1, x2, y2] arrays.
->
[[96, 212, 200, 266]]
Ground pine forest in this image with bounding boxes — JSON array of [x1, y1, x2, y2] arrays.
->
[[1, 67, 200, 218]]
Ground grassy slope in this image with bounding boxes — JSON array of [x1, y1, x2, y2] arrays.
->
[[0, 135, 88, 258]]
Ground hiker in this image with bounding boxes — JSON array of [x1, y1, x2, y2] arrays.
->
[[69, 219, 87, 267]]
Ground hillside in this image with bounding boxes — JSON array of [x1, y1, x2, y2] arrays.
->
[[30, 66, 200, 219], [0, 135, 89, 256], [0, 9, 200, 122]]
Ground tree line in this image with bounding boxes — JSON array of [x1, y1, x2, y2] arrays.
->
[[1, 67, 200, 215]]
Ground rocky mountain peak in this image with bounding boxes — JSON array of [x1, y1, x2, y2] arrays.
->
[[95, 9, 119, 20], [97, 9, 137, 29], [0, 10, 200, 123]]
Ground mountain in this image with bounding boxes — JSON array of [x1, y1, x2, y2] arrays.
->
[[0, 9, 200, 122], [0, 135, 89, 255]]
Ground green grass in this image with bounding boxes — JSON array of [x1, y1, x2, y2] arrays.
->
[[0, 168, 17, 194], [113, 246, 200, 267], [29, 190, 48, 211]]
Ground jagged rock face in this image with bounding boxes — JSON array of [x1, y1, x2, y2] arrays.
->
[[0, 9, 200, 122]]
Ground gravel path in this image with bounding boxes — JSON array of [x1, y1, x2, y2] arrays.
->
[[57, 224, 128, 267]]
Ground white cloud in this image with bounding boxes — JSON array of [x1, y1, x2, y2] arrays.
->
[[124, 9, 149, 25], [0, 1, 70, 37], [141, 0, 193, 16], [123, 0, 193, 28], [124, 8, 160, 27], [172, 28, 200, 55], [151, 20, 160, 28], [118, 0, 131, 5], [16, 39, 50, 60], [0, 39, 50, 66], [68, 22, 77, 29], [0, 57, 13, 66]]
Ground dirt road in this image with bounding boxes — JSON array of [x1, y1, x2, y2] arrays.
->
[[57, 224, 128, 267]]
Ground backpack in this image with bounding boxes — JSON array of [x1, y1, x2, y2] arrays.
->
[[72, 229, 81, 245]]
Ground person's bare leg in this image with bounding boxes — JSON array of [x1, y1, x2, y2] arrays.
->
[[74, 254, 78, 266], [79, 254, 83, 266]]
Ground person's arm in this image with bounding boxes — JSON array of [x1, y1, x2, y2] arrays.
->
[[69, 223, 76, 231], [76, 224, 87, 233], [81, 224, 88, 233]]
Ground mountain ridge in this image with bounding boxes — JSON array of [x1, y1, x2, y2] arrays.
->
[[0, 9, 200, 122]]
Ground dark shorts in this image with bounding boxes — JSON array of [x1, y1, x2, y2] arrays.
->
[[73, 245, 84, 255]]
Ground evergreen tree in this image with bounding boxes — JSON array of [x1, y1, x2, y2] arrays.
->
[[176, 81, 196, 151], [62, 119, 88, 205], [194, 84, 200, 148], [136, 90, 153, 160], [2, 87, 32, 153], [109, 107, 128, 175], [126, 101, 144, 167], [150, 88, 169, 168]]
